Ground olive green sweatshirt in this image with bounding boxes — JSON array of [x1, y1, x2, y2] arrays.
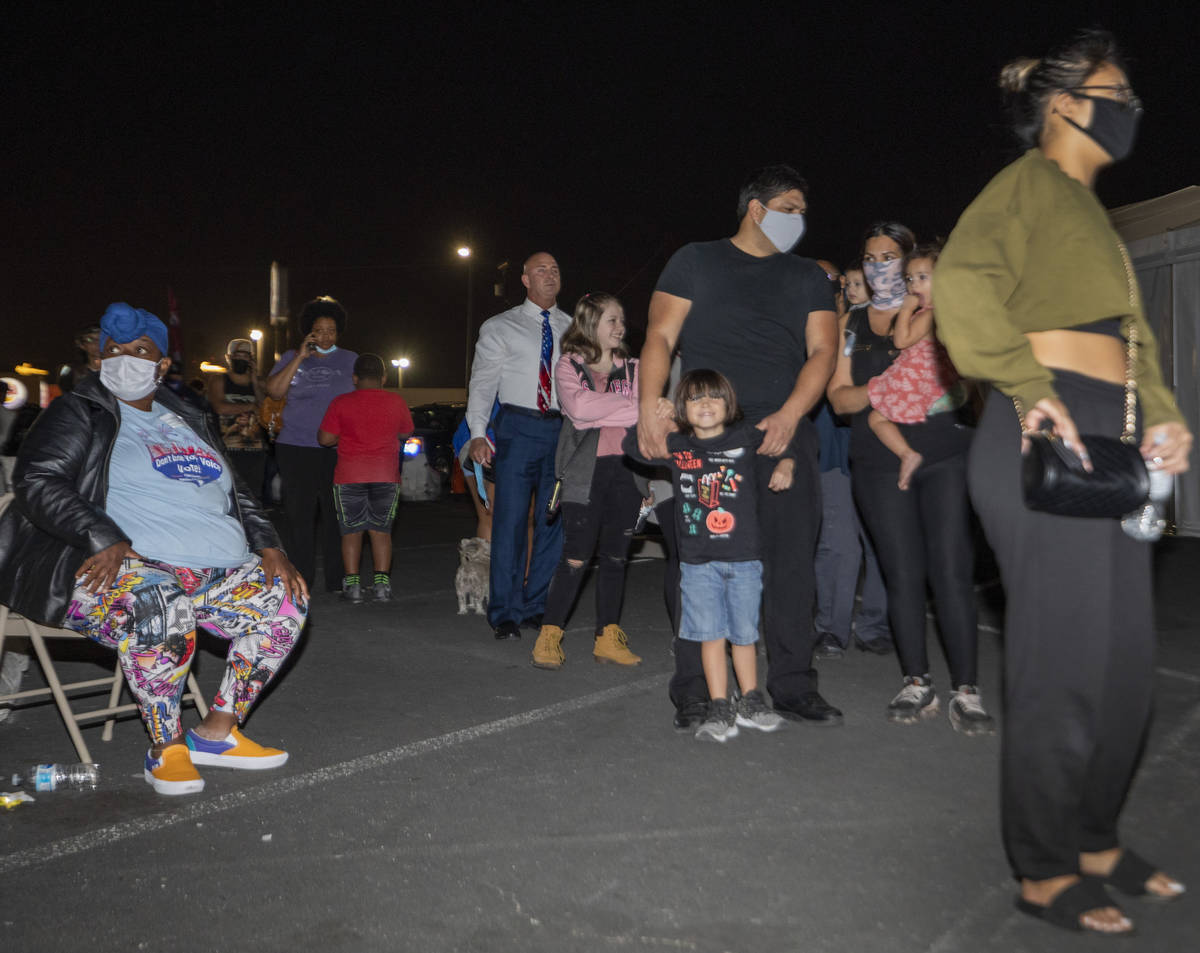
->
[[935, 148, 1182, 428]]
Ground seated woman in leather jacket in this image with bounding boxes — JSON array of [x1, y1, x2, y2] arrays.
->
[[0, 303, 308, 796]]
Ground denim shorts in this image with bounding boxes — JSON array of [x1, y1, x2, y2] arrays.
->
[[679, 559, 763, 645], [333, 482, 400, 534]]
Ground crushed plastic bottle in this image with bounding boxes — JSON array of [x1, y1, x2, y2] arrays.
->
[[1121, 463, 1173, 543], [12, 763, 101, 792]]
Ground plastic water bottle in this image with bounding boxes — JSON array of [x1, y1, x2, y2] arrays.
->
[[1122, 464, 1172, 542], [13, 763, 100, 792]]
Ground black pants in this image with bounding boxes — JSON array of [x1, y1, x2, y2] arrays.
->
[[669, 431, 822, 711], [971, 379, 1153, 881], [654, 497, 682, 638], [543, 456, 642, 632], [227, 449, 267, 506], [275, 443, 344, 591], [852, 453, 978, 686]]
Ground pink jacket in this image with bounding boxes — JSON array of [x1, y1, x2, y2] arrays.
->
[[555, 354, 638, 457]]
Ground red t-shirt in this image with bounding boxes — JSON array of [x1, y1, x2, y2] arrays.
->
[[319, 389, 414, 484]]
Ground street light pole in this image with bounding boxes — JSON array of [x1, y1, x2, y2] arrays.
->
[[458, 245, 473, 387], [391, 357, 410, 390]]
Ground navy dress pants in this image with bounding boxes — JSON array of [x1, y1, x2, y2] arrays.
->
[[487, 408, 564, 627]]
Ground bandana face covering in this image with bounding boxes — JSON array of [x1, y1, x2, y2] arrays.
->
[[863, 258, 907, 310], [100, 354, 160, 401]]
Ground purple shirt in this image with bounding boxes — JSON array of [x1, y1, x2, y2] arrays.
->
[[270, 348, 358, 447]]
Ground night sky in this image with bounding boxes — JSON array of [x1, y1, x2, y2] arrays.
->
[[5, 3, 1198, 388]]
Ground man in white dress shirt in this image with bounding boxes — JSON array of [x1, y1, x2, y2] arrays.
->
[[466, 252, 572, 640]]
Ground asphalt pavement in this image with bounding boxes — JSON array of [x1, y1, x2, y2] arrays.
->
[[2, 496, 1198, 953]]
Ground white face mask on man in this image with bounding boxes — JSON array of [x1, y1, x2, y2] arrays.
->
[[100, 354, 160, 401], [758, 206, 807, 254]]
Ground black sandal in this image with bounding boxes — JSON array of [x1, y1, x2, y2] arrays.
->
[[1015, 878, 1134, 936], [1099, 849, 1184, 901]]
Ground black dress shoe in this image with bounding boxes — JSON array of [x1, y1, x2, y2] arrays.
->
[[854, 634, 894, 655], [520, 614, 544, 630], [775, 691, 844, 726], [672, 698, 709, 731], [814, 632, 845, 660], [493, 621, 522, 640]]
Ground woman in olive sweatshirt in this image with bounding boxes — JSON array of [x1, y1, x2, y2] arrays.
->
[[936, 29, 1191, 936]]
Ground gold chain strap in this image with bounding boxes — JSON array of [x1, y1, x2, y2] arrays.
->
[[1013, 239, 1139, 443]]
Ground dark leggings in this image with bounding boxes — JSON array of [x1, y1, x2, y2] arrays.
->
[[852, 452, 978, 686], [275, 442, 344, 591], [970, 377, 1152, 881], [542, 455, 643, 632]]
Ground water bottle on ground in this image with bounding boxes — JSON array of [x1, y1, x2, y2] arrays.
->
[[1122, 464, 1172, 542], [12, 763, 101, 791]]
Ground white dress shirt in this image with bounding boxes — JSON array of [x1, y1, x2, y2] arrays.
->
[[466, 298, 572, 440]]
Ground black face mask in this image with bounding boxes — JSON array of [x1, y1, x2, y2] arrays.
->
[[231, 358, 250, 374], [1063, 94, 1141, 162]]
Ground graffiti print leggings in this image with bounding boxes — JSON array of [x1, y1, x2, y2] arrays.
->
[[63, 556, 306, 745]]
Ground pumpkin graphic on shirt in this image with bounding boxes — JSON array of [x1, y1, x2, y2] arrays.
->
[[706, 508, 735, 535]]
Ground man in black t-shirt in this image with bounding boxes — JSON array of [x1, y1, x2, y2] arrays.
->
[[637, 164, 840, 728]]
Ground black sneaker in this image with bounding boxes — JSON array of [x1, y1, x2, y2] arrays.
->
[[776, 691, 844, 726], [695, 698, 739, 743], [493, 621, 522, 641], [672, 698, 709, 731], [814, 633, 845, 660], [854, 634, 894, 655]]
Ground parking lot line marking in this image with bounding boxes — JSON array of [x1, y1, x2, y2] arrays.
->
[[0, 675, 662, 875]]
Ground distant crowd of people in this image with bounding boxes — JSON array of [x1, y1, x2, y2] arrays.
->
[[0, 26, 1189, 940]]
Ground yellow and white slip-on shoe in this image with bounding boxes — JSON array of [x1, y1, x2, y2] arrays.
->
[[144, 744, 205, 795], [185, 726, 288, 770]]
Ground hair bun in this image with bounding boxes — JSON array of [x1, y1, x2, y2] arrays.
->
[[999, 57, 1039, 93]]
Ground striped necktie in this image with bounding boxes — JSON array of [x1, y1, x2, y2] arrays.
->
[[537, 309, 553, 413]]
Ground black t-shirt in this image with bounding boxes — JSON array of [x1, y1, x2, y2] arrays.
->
[[655, 239, 835, 424], [625, 422, 769, 564], [846, 309, 973, 471]]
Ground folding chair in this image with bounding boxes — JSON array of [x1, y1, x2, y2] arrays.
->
[[0, 603, 208, 763]]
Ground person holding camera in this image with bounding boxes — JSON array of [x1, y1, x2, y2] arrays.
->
[[207, 338, 268, 500], [266, 297, 358, 591]]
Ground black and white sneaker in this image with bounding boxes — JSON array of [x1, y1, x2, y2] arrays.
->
[[695, 698, 739, 743], [886, 675, 939, 724], [948, 685, 995, 736], [735, 690, 786, 732]]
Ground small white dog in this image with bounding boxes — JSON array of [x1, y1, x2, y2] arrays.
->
[[455, 537, 491, 615]]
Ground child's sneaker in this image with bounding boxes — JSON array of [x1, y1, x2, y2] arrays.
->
[[144, 744, 205, 795], [735, 689, 786, 732], [186, 726, 289, 769], [372, 581, 392, 601], [695, 698, 739, 743]]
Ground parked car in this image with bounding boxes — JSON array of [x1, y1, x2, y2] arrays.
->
[[400, 401, 466, 501]]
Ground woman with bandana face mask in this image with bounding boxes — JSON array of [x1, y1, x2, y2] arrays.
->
[[0, 302, 308, 796], [935, 30, 1191, 936], [827, 224, 988, 736]]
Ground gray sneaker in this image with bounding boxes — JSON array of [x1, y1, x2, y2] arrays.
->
[[887, 675, 939, 724], [341, 583, 364, 604], [948, 685, 995, 736], [372, 581, 392, 601], [695, 698, 739, 743], [735, 689, 786, 732]]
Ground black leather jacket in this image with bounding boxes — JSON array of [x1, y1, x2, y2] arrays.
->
[[0, 375, 280, 626]]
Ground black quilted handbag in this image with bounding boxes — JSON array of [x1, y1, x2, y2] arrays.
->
[[1022, 431, 1149, 518], [1017, 313, 1150, 519]]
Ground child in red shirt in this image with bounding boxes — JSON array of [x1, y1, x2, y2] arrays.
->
[[318, 354, 414, 602]]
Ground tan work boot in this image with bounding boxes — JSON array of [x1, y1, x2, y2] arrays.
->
[[593, 624, 641, 666], [531, 625, 565, 670]]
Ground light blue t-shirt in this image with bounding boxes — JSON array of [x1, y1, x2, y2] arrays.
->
[[106, 402, 251, 569]]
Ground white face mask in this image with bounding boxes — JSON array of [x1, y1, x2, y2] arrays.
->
[[758, 206, 806, 253], [100, 354, 160, 401]]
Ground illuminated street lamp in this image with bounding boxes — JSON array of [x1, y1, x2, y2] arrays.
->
[[391, 356, 411, 389], [457, 245, 473, 386]]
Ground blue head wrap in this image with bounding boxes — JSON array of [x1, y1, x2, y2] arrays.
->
[[99, 302, 169, 357]]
